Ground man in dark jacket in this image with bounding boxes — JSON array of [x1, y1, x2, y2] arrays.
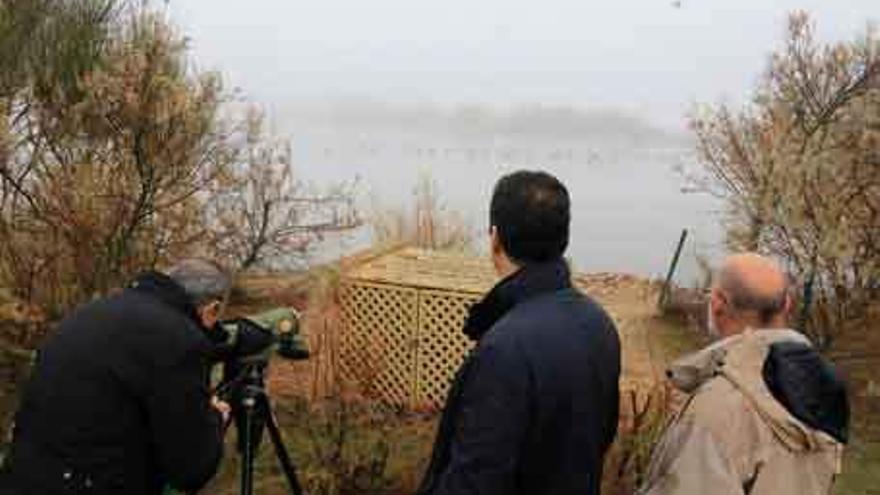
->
[[5, 259, 231, 494], [418, 171, 621, 495]]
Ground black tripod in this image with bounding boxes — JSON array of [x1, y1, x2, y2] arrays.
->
[[230, 366, 306, 495]]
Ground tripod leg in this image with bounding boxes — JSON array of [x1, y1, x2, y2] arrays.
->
[[241, 399, 255, 495], [262, 398, 305, 495]]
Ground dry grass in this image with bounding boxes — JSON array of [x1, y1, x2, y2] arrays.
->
[[205, 395, 435, 495], [602, 385, 677, 495], [370, 172, 473, 254]]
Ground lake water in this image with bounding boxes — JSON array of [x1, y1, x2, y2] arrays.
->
[[279, 112, 724, 285]]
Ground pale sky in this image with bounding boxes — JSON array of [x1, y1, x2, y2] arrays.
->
[[166, 1, 877, 276], [168, 0, 878, 129]]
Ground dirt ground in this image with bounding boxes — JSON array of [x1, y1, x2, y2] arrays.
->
[[577, 274, 701, 390], [588, 276, 663, 386]]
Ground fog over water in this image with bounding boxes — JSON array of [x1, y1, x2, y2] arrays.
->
[[281, 102, 718, 281], [169, 1, 878, 281]]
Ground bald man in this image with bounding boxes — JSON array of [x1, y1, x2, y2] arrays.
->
[[639, 253, 849, 495]]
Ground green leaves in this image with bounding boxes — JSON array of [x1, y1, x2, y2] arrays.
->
[[0, 0, 118, 99]]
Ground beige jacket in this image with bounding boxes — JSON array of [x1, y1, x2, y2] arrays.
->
[[639, 329, 844, 495]]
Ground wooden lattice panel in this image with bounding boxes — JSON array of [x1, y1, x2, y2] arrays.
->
[[415, 290, 478, 409], [339, 281, 418, 406]]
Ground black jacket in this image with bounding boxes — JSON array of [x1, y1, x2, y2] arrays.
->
[[418, 259, 621, 495], [763, 340, 849, 444], [6, 272, 224, 495]]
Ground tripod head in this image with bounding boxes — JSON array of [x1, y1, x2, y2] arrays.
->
[[220, 361, 271, 455]]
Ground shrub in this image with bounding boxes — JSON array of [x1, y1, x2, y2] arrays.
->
[[0, 2, 357, 319], [690, 12, 880, 349], [370, 172, 473, 253], [602, 386, 676, 495]]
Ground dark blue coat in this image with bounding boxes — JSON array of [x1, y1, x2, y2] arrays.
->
[[418, 259, 621, 495], [6, 272, 224, 495]]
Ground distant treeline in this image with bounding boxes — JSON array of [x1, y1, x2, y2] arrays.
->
[[282, 100, 681, 144]]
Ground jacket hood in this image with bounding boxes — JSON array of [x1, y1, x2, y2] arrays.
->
[[667, 329, 842, 452], [763, 340, 849, 444]]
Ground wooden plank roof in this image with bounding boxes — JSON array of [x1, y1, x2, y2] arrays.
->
[[341, 244, 643, 297], [342, 246, 499, 294]]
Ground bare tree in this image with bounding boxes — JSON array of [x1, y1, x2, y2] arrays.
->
[[0, 7, 232, 315], [691, 12, 880, 348], [207, 108, 361, 271], [1, 2, 362, 320]]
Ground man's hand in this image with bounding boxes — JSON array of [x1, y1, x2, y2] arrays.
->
[[211, 396, 231, 424]]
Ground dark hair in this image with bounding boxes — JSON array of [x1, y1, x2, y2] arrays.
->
[[490, 170, 570, 263]]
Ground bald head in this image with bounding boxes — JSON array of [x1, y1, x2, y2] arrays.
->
[[709, 253, 791, 337]]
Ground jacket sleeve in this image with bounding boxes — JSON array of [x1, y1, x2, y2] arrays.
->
[[429, 339, 531, 495], [639, 411, 744, 495], [144, 347, 224, 492]]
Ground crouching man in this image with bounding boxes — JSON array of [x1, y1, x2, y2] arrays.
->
[[5, 259, 232, 495], [639, 253, 848, 495]]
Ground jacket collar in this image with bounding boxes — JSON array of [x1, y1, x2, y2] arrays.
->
[[463, 257, 572, 341], [666, 328, 810, 394], [129, 271, 202, 326]]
